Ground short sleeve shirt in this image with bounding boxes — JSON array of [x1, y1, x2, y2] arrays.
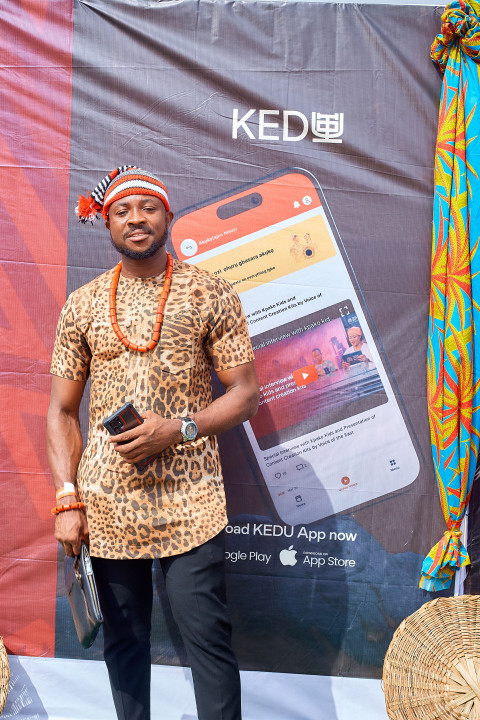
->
[[50, 259, 254, 559]]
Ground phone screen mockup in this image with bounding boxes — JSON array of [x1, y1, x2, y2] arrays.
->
[[171, 168, 419, 524]]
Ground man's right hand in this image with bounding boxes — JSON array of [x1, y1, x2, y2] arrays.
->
[[54, 495, 89, 557]]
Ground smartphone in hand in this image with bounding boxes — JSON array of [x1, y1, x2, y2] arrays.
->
[[103, 402, 158, 470]]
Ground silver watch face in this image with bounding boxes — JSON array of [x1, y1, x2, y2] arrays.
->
[[183, 420, 197, 440]]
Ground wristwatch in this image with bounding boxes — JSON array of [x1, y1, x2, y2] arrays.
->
[[179, 417, 198, 443]]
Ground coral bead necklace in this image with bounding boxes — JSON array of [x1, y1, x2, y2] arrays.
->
[[109, 252, 174, 353]]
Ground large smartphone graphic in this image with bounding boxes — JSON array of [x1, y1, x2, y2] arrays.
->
[[171, 169, 419, 525]]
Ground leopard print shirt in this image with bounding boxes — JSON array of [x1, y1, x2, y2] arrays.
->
[[50, 259, 254, 559]]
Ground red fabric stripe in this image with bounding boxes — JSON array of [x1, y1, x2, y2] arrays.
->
[[0, 0, 74, 658]]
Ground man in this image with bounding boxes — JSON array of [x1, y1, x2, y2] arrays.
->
[[47, 166, 259, 720]]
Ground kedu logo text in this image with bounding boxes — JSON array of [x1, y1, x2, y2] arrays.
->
[[232, 109, 344, 143]]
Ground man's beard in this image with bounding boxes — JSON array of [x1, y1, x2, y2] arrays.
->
[[110, 227, 169, 260]]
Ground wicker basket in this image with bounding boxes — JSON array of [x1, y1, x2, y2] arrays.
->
[[0, 638, 9, 715], [383, 595, 480, 720]]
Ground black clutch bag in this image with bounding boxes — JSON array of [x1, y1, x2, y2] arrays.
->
[[64, 542, 104, 649]]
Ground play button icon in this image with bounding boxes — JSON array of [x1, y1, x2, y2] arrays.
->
[[292, 365, 319, 387]]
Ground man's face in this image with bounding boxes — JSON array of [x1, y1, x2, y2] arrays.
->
[[312, 350, 323, 364], [106, 194, 174, 260]]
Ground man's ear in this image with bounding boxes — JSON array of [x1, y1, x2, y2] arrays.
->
[[105, 218, 110, 231], [165, 210, 174, 228]]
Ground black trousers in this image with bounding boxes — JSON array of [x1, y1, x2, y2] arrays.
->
[[91, 532, 241, 720]]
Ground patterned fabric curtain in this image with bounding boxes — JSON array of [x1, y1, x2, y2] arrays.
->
[[421, 0, 480, 591]]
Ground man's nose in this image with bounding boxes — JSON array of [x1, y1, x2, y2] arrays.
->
[[127, 208, 145, 224]]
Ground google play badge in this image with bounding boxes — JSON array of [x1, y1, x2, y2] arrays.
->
[[292, 365, 318, 387]]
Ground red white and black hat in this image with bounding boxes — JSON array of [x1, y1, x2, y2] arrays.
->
[[75, 165, 170, 223]]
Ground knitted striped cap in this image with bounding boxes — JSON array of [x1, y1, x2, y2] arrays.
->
[[75, 166, 170, 224]]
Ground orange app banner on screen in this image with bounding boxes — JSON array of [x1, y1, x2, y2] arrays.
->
[[171, 172, 323, 261], [195, 215, 335, 294]]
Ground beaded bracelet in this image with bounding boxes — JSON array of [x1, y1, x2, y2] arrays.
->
[[51, 502, 85, 516]]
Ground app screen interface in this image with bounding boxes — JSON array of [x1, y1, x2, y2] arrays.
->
[[172, 173, 418, 521]]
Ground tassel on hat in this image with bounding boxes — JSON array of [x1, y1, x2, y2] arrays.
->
[[75, 192, 102, 224]]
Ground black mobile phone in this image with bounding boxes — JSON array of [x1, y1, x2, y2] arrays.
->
[[102, 402, 158, 470]]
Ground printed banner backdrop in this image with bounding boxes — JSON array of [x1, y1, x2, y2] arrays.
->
[[1, 1, 451, 718], [0, 0, 73, 659]]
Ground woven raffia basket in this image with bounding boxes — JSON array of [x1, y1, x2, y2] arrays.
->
[[383, 595, 480, 720], [0, 637, 9, 715]]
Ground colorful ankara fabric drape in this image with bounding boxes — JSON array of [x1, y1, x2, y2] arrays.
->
[[421, 0, 480, 591]]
